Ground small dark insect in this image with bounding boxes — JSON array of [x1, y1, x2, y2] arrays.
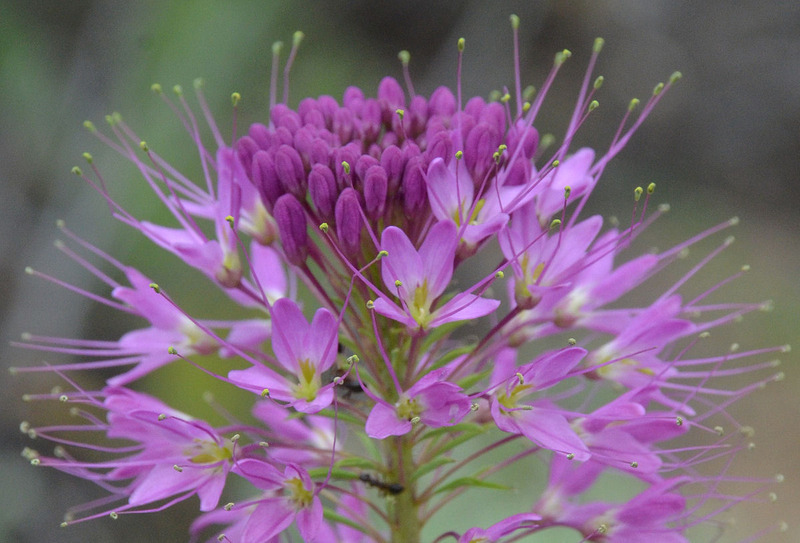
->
[[358, 473, 404, 495]]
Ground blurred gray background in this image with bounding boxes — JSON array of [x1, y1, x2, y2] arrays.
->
[[1, 1, 797, 541]]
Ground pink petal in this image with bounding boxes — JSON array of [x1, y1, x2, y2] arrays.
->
[[365, 402, 411, 439]]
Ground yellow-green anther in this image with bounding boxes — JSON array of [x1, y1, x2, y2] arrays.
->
[[394, 280, 402, 287], [495, 271, 504, 279], [149, 283, 161, 293], [455, 150, 463, 160], [593, 37, 605, 53], [498, 144, 508, 152], [366, 300, 375, 309], [83, 120, 96, 132], [168, 346, 177, 355], [522, 102, 531, 112], [151, 83, 163, 94], [594, 76, 604, 90], [634, 187, 644, 201], [105, 114, 115, 126], [501, 93, 511, 103], [653, 82, 664, 96], [272, 41, 284, 55], [342, 161, 350, 174], [552, 159, 560, 167], [378, 250, 388, 258], [225, 215, 235, 228], [647, 183, 656, 194], [140, 141, 149, 152], [82, 152, 93, 163], [193, 78, 204, 89], [173, 84, 183, 96], [71, 166, 82, 176], [588, 100, 599, 111], [510, 14, 520, 29], [555, 49, 572, 66], [319, 223, 329, 233], [670, 71, 683, 84], [628, 98, 640, 112], [396, 109, 405, 119], [293, 31, 304, 46], [564, 186, 571, 199], [158, 413, 167, 421], [398, 50, 410, 65], [458, 38, 465, 52], [523, 85, 536, 101], [550, 218, 562, 229], [231, 92, 241, 107]]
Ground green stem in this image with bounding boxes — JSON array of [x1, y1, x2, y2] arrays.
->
[[387, 433, 420, 542]]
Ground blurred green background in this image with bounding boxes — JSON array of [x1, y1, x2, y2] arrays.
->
[[1, 1, 797, 541]]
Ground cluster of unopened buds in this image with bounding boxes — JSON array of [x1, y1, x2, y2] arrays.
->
[[14, 15, 787, 543]]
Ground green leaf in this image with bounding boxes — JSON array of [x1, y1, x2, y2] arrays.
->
[[335, 457, 380, 470], [411, 456, 456, 482], [434, 476, 510, 494], [419, 423, 486, 442], [323, 509, 369, 534], [308, 467, 360, 480]]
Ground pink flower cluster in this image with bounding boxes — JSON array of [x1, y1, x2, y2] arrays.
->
[[16, 18, 786, 543]]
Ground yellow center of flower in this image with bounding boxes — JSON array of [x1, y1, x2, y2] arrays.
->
[[286, 477, 313, 509], [293, 359, 321, 401], [187, 439, 233, 464], [410, 281, 433, 328], [396, 396, 423, 421]]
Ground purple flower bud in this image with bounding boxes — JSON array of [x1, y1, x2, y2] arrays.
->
[[335, 187, 363, 257], [407, 95, 428, 137], [308, 164, 338, 220], [293, 127, 317, 168], [248, 122, 274, 150], [506, 120, 539, 160], [333, 107, 355, 143], [377, 76, 405, 123], [333, 143, 361, 188], [428, 86, 456, 118], [273, 194, 308, 266], [402, 155, 427, 217], [317, 95, 339, 128], [252, 150, 282, 210], [236, 136, 260, 179], [381, 145, 405, 194], [360, 98, 382, 143], [480, 102, 506, 138], [270, 104, 302, 134], [343, 86, 365, 114], [274, 144, 306, 197], [274, 126, 294, 146], [355, 155, 379, 184], [363, 165, 388, 219], [425, 130, 455, 164], [465, 121, 501, 183], [464, 96, 486, 119], [308, 138, 330, 167]]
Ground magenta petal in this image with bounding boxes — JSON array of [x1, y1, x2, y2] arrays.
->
[[372, 297, 417, 328], [242, 499, 296, 543], [307, 307, 338, 371], [197, 471, 226, 511], [431, 294, 500, 327], [516, 409, 591, 461], [380, 226, 424, 291], [426, 157, 473, 221], [271, 298, 309, 371], [419, 220, 458, 297], [365, 402, 411, 439], [296, 497, 323, 541]]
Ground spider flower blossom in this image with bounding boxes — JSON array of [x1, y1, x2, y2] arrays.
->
[[15, 18, 788, 543]]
